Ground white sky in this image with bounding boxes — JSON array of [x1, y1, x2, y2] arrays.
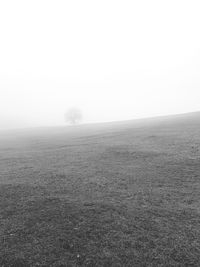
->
[[0, 0, 200, 128]]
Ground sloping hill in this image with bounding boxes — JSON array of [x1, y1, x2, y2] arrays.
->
[[0, 112, 200, 266]]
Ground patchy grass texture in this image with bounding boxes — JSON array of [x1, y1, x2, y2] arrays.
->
[[0, 114, 200, 266]]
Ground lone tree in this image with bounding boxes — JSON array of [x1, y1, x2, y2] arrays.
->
[[65, 108, 82, 125]]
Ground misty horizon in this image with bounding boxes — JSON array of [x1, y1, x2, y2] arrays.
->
[[1, 0, 200, 129]]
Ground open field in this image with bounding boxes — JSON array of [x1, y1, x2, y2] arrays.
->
[[0, 113, 200, 266]]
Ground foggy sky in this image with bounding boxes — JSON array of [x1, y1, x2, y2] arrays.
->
[[0, 0, 200, 129]]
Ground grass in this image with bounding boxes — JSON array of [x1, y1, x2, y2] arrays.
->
[[0, 114, 200, 266]]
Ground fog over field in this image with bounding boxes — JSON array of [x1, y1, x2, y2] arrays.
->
[[1, 1, 200, 267], [0, 0, 200, 129]]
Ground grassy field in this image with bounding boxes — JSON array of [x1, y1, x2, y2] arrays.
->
[[0, 113, 200, 266]]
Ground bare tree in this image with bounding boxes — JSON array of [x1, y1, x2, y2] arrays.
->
[[65, 108, 82, 125]]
